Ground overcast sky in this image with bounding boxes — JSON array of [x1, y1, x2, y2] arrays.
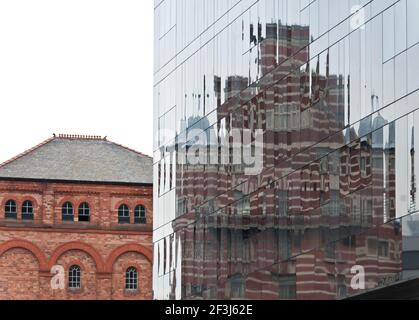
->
[[0, 0, 153, 163]]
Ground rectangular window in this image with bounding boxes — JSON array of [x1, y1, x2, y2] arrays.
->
[[230, 275, 245, 299], [341, 155, 349, 176], [379, 241, 389, 257], [337, 275, 347, 298], [368, 238, 378, 256], [277, 190, 288, 217], [273, 274, 296, 300], [325, 242, 336, 259]]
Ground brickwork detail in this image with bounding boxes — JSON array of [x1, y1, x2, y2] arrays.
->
[[0, 180, 152, 300]]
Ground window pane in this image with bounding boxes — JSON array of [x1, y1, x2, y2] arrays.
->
[[5, 200, 17, 219], [395, 0, 407, 55], [118, 204, 130, 224], [407, 0, 419, 46], [68, 265, 81, 289], [395, 52, 407, 99], [134, 205, 147, 224], [78, 203, 90, 222], [383, 8, 395, 61], [125, 267, 138, 290], [383, 59, 395, 106], [408, 44, 419, 93], [62, 202, 74, 221]]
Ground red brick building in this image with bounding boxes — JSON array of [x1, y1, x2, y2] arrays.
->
[[0, 134, 153, 300]]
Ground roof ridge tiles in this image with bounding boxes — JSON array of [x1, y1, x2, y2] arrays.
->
[[54, 134, 152, 158], [56, 134, 105, 140]]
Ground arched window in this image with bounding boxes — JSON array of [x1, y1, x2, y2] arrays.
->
[[118, 204, 130, 224], [68, 265, 81, 289], [134, 205, 146, 224], [78, 202, 90, 222], [22, 200, 34, 220], [62, 202, 74, 222], [125, 267, 138, 290], [5, 200, 17, 219]]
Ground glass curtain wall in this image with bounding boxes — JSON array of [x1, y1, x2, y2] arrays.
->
[[154, 0, 419, 300]]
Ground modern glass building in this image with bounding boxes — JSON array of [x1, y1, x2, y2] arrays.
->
[[153, 0, 419, 300]]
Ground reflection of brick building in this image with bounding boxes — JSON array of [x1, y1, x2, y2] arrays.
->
[[154, 0, 419, 300], [0, 134, 152, 300], [171, 22, 401, 300]]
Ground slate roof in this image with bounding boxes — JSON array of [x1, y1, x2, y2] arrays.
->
[[0, 134, 153, 184]]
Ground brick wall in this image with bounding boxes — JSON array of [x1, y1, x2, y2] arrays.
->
[[0, 179, 152, 300]]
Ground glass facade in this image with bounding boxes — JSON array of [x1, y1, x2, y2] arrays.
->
[[153, 0, 419, 300]]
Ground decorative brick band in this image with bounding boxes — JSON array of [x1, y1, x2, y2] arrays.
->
[[0, 239, 152, 275], [48, 241, 105, 272], [105, 243, 152, 273]]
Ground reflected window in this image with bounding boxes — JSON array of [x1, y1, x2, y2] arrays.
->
[[378, 241, 389, 257], [273, 274, 296, 300], [368, 238, 378, 256], [340, 152, 349, 176], [234, 191, 250, 215], [337, 275, 347, 298], [360, 156, 368, 177], [330, 191, 340, 216], [325, 242, 336, 259], [228, 274, 245, 299], [277, 190, 288, 217]]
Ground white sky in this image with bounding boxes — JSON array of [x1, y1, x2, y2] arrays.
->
[[0, 0, 154, 163]]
